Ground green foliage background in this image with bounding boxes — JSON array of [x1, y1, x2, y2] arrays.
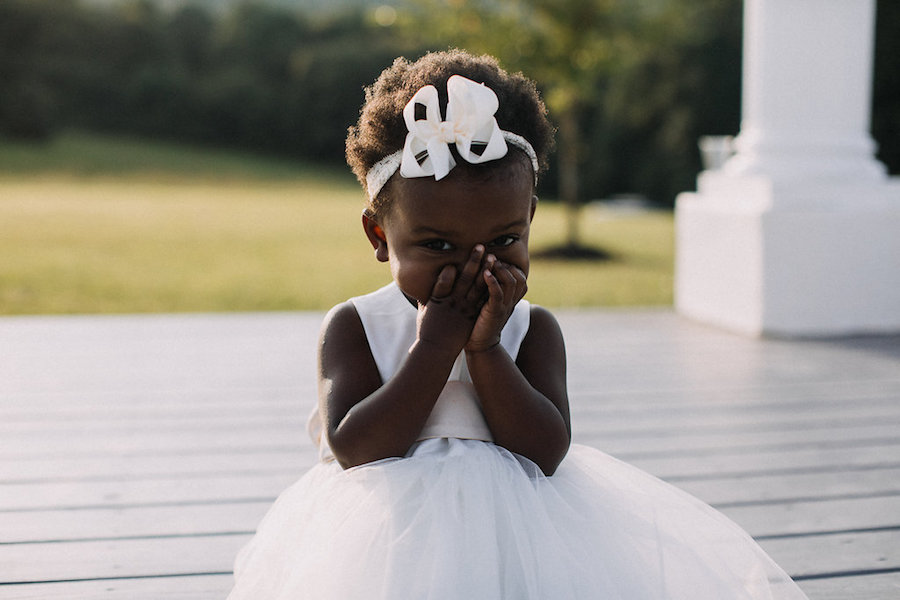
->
[[1, 0, 898, 205]]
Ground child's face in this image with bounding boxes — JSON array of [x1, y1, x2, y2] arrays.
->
[[374, 161, 535, 306]]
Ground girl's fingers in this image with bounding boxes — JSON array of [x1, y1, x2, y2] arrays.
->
[[453, 245, 485, 298], [491, 261, 514, 288], [489, 261, 527, 304], [430, 264, 456, 299], [509, 264, 528, 299], [465, 252, 494, 303], [483, 267, 504, 305]]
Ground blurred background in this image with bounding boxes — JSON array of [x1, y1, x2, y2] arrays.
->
[[1, 0, 898, 314]]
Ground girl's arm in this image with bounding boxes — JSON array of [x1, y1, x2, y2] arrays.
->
[[319, 247, 490, 469], [462, 259, 570, 475], [317, 302, 457, 469], [466, 305, 570, 476]]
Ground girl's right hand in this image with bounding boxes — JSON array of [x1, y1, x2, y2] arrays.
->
[[415, 245, 488, 356]]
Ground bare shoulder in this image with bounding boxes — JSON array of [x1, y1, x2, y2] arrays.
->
[[518, 304, 566, 376], [518, 303, 570, 433], [318, 300, 374, 372], [523, 304, 566, 355], [318, 300, 382, 426], [319, 300, 363, 345]]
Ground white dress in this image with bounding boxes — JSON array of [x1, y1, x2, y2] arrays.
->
[[228, 283, 809, 600]]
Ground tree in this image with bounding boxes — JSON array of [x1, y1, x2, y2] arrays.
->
[[600, 0, 742, 202], [401, 0, 749, 238], [402, 0, 642, 252]]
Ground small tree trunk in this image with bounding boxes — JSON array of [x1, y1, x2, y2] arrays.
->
[[558, 107, 581, 248]]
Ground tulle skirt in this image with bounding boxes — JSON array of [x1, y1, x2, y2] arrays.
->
[[228, 439, 808, 600]]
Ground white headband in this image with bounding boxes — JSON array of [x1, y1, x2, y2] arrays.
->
[[365, 75, 539, 203]]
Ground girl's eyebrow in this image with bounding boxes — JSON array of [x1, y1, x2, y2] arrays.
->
[[490, 218, 529, 233], [410, 225, 458, 237], [411, 218, 528, 237]]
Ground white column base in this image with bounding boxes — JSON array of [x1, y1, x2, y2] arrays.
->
[[675, 172, 900, 337]]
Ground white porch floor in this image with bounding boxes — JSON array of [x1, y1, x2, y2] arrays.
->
[[1, 310, 898, 599]]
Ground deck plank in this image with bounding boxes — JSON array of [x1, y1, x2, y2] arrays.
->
[[721, 496, 900, 537], [759, 529, 900, 580], [0, 503, 271, 544], [798, 573, 900, 599], [0, 575, 233, 600], [0, 535, 246, 584], [1, 310, 898, 599], [0, 474, 298, 511]]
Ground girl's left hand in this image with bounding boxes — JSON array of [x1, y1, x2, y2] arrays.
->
[[466, 256, 527, 353]]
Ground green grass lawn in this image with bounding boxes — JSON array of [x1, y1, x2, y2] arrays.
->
[[0, 133, 673, 314], [0, 131, 343, 182]]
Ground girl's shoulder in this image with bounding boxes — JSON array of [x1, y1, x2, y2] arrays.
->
[[518, 303, 566, 370], [319, 283, 405, 339], [526, 304, 564, 341], [319, 300, 366, 355], [318, 298, 382, 393]]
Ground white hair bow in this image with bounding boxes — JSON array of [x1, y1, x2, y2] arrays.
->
[[400, 75, 508, 180], [365, 75, 538, 202]]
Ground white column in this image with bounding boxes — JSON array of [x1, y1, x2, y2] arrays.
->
[[726, 0, 886, 186], [675, 0, 900, 337]]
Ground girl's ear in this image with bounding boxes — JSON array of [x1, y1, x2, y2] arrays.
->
[[362, 212, 389, 263], [530, 195, 538, 221]]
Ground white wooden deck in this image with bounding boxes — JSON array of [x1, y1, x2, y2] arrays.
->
[[1, 310, 898, 599]]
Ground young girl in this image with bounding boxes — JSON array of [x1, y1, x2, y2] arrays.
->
[[228, 50, 809, 600]]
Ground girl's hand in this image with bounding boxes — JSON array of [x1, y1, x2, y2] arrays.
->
[[466, 255, 527, 353], [415, 245, 489, 356]]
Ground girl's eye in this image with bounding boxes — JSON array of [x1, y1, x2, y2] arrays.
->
[[423, 240, 453, 251], [489, 235, 518, 248]]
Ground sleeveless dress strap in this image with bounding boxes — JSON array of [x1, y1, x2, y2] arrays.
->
[[352, 282, 530, 380]]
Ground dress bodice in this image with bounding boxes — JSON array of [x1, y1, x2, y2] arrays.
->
[[308, 282, 530, 459]]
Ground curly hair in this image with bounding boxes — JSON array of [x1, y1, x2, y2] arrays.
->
[[346, 49, 554, 215]]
